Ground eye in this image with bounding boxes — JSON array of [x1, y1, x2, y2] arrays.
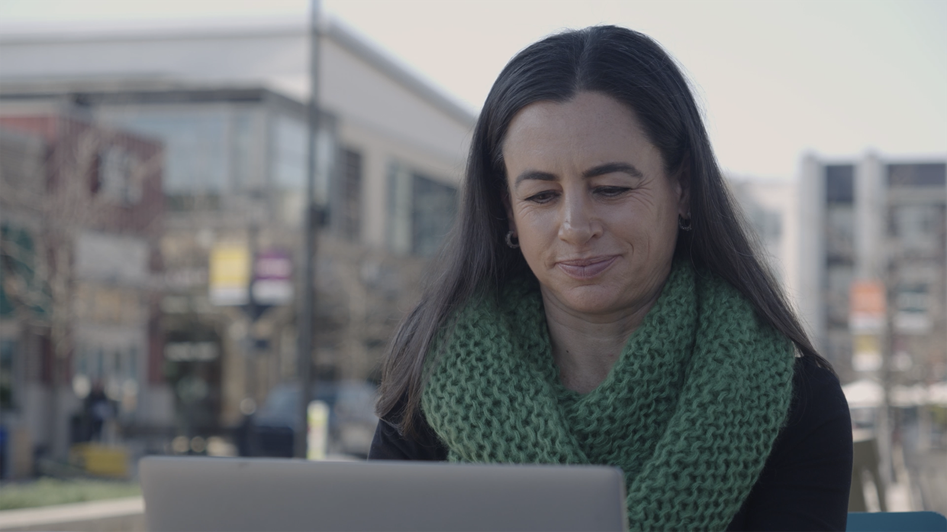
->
[[594, 186, 630, 198], [525, 190, 558, 204]]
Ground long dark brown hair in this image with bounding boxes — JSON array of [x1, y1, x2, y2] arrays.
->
[[377, 25, 831, 436]]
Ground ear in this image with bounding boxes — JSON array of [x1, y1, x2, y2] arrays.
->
[[675, 166, 691, 220]]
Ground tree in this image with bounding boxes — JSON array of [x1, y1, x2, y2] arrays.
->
[[0, 113, 163, 459]]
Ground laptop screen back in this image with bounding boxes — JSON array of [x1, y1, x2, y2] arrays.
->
[[140, 456, 627, 531]]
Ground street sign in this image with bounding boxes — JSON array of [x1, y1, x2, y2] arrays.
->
[[849, 280, 886, 334], [209, 244, 249, 306], [850, 280, 886, 373], [252, 250, 293, 305]]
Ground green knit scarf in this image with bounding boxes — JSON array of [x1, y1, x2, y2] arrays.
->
[[421, 262, 795, 531]]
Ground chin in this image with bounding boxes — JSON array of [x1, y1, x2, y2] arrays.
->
[[557, 286, 622, 315]]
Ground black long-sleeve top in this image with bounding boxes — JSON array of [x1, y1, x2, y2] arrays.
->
[[369, 355, 853, 531]]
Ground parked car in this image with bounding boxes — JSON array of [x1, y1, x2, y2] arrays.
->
[[243, 380, 379, 459]]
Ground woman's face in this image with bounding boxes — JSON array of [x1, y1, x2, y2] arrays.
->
[[503, 91, 688, 319]]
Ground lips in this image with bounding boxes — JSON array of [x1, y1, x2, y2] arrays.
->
[[556, 256, 619, 280]]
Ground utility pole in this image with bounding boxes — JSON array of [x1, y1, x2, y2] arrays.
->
[[295, 0, 321, 459], [246, 221, 258, 409], [879, 273, 894, 489]]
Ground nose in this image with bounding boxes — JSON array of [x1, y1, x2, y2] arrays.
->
[[558, 191, 601, 244]]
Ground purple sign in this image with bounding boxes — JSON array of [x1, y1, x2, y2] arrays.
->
[[252, 250, 293, 305]]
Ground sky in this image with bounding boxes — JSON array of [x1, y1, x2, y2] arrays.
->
[[1, 0, 945, 180]]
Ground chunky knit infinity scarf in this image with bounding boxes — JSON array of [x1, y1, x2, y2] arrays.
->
[[421, 262, 795, 531]]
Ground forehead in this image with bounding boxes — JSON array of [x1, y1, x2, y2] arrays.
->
[[501, 92, 654, 168]]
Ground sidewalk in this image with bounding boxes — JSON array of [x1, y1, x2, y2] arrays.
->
[[0, 497, 144, 532]]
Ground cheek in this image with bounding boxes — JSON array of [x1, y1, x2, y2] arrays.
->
[[609, 204, 676, 250], [514, 216, 555, 267], [648, 212, 680, 254], [513, 206, 550, 235], [516, 219, 546, 251]]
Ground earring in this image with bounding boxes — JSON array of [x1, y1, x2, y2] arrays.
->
[[505, 230, 520, 249], [678, 214, 692, 232]]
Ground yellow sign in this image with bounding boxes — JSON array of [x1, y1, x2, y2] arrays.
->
[[852, 333, 882, 372], [853, 334, 880, 356], [209, 245, 249, 305]]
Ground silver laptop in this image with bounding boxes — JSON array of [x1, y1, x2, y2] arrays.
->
[[139, 456, 627, 531]]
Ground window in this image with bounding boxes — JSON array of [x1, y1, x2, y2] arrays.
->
[[825, 165, 854, 204], [896, 284, 929, 313], [888, 163, 947, 188], [412, 174, 457, 257], [825, 205, 855, 263], [891, 205, 941, 253], [232, 109, 264, 191], [108, 111, 229, 196], [271, 116, 333, 197], [895, 284, 931, 334], [339, 149, 362, 241], [386, 163, 457, 257], [273, 116, 306, 191], [271, 115, 335, 227]]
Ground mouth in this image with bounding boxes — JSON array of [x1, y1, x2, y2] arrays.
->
[[555, 256, 619, 280]]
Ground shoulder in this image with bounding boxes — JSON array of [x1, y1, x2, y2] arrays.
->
[[780, 356, 852, 457], [368, 399, 448, 461], [728, 355, 853, 531], [764, 355, 852, 476]]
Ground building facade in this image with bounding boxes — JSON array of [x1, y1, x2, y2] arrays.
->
[[0, 18, 474, 252], [0, 114, 165, 465], [0, 18, 474, 458], [798, 153, 947, 384]]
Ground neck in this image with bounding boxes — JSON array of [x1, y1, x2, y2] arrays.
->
[[541, 291, 659, 394]]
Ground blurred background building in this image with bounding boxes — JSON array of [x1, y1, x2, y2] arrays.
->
[[730, 178, 800, 305], [798, 154, 946, 384], [1, 113, 165, 464], [796, 153, 947, 513], [0, 19, 473, 465]]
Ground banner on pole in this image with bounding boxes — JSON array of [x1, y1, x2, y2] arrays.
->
[[209, 244, 250, 306], [252, 250, 293, 305], [849, 280, 886, 334]]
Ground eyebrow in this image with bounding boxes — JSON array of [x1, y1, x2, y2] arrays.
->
[[583, 162, 643, 179], [514, 162, 643, 186]]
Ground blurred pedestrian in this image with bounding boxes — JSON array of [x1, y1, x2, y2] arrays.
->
[[84, 380, 113, 442], [369, 26, 852, 531]]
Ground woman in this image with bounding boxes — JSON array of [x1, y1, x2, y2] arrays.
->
[[369, 26, 852, 531]]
